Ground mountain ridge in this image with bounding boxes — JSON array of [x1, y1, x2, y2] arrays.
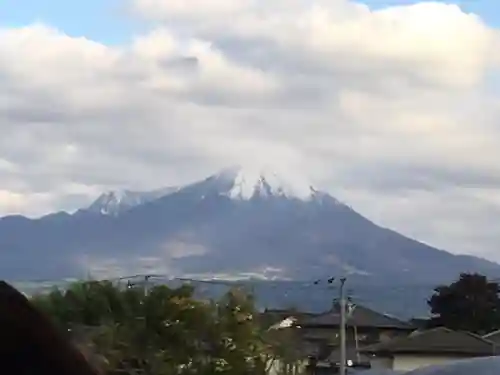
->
[[85, 186, 179, 216], [0, 167, 499, 283], [83, 166, 342, 218]]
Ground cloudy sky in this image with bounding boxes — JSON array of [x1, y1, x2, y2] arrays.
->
[[2, 0, 500, 261]]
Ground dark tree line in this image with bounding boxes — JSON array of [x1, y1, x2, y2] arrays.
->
[[428, 272, 500, 334]]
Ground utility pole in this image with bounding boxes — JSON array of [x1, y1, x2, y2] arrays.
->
[[339, 277, 347, 375], [144, 275, 151, 296]]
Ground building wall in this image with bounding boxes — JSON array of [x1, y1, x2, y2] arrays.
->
[[369, 356, 393, 369], [391, 354, 471, 371], [378, 329, 408, 342]]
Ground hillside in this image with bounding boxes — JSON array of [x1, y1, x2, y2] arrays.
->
[[0, 167, 499, 283]]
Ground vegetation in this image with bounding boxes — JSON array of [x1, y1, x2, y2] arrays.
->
[[33, 271, 500, 374], [31, 280, 304, 375], [427, 272, 500, 334]]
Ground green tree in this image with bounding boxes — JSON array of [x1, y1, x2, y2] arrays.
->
[[30, 281, 286, 375], [32, 280, 130, 330], [428, 272, 500, 334], [210, 288, 267, 375], [263, 326, 304, 375]]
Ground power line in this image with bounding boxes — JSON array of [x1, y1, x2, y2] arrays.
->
[[15, 273, 498, 306]]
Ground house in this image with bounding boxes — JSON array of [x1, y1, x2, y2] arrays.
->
[[326, 346, 371, 368], [359, 327, 498, 372], [299, 303, 415, 349], [295, 303, 415, 373], [400, 356, 500, 375]]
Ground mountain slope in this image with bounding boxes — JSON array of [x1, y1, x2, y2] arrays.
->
[[0, 167, 499, 283], [85, 186, 178, 216]]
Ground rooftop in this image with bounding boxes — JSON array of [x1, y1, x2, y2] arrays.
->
[[482, 328, 500, 342], [301, 303, 414, 330], [360, 327, 497, 356]]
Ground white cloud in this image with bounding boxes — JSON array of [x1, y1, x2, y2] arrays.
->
[[133, 0, 499, 88], [1, 1, 500, 260], [133, 0, 249, 19]]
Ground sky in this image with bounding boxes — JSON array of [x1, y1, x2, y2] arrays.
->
[[2, 0, 500, 261]]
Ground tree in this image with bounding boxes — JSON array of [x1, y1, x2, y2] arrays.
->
[[263, 325, 304, 375], [211, 288, 268, 375], [428, 273, 500, 334], [30, 281, 287, 375]]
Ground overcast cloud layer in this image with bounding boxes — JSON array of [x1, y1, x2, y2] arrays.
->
[[2, 0, 500, 260]]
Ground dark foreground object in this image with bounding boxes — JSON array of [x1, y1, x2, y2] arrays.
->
[[0, 280, 99, 375]]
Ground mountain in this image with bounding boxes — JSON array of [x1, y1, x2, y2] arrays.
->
[[86, 187, 179, 216], [1, 166, 500, 285]]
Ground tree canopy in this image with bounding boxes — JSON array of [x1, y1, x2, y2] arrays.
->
[[31, 280, 302, 375], [427, 273, 500, 334]]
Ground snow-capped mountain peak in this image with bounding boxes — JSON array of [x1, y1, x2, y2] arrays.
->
[[87, 187, 178, 216], [91, 192, 118, 215], [85, 166, 338, 217], [214, 166, 317, 201]]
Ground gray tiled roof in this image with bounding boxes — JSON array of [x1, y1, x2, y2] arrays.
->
[[360, 327, 497, 356], [301, 304, 414, 330]]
